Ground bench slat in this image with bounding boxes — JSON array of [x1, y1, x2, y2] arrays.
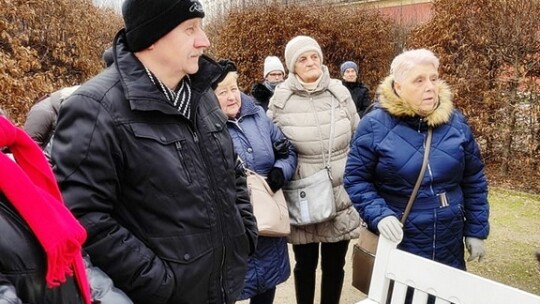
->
[[357, 236, 540, 304], [390, 282, 407, 303], [411, 290, 428, 304]]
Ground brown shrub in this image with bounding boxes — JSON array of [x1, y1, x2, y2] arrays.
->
[[0, 0, 122, 125], [206, 4, 400, 95], [407, 0, 540, 192]]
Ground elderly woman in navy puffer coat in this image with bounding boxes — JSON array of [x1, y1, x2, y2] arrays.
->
[[344, 48, 489, 275], [213, 60, 297, 304]]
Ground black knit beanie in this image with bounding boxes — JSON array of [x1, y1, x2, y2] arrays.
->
[[122, 0, 205, 52]]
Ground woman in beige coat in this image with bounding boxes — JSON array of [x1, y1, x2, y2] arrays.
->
[[267, 35, 361, 304]]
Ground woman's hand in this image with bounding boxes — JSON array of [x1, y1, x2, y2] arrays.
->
[[465, 237, 486, 262], [377, 216, 403, 243], [267, 167, 284, 192], [273, 138, 291, 159]]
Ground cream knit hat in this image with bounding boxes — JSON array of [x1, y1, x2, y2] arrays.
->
[[263, 56, 285, 78], [284, 35, 323, 74]]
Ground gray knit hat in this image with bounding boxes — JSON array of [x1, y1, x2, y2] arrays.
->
[[340, 61, 358, 76], [122, 0, 205, 52], [284, 35, 323, 74]]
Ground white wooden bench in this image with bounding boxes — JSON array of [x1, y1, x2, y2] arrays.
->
[[357, 236, 540, 304]]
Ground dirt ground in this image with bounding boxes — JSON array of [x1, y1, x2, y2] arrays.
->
[[238, 241, 367, 304]]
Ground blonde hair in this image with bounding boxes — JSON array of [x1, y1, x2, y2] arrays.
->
[[390, 49, 440, 83], [215, 71, 239, 89]]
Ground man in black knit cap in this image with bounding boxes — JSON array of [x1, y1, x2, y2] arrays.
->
[[51, 1, 257, 303]]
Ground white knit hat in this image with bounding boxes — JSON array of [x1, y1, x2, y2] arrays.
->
[[263, 56, 285, 78], [284, 35, 323, 74]]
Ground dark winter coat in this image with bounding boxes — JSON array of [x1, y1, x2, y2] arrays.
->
[[23, 86, 79, 149], [342, 81, 371, 116], [344, 76, 489, 270], [52, 30, 257, 304], [250, 82, 274, 111], [0, 193, 83, 304], [227, 94, 296, 300]]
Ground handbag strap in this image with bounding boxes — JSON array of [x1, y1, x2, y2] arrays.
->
[[312, 96, 335, 173], [400, 128, 433, 224]]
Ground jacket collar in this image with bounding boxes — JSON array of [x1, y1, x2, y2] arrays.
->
[[271, 65, 344, 109], [377, 75, 454, 127], [112, 30, 222, 115], [238, 93, 260, 118], [285, 65, 331, 95]]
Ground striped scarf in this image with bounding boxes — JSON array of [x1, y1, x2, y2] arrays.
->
[[145, 67, 192, 119]]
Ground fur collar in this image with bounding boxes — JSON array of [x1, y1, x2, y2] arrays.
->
[[377, 75, 454, 127]]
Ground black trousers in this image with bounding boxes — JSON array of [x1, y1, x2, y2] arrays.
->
[[292, 240, 350, 304], [250, 287, 276, 304]]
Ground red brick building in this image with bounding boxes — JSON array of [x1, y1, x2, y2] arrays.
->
[[202, 0, 434, 26], [341, 0, 433, 27]]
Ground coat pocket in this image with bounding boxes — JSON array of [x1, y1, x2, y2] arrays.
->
[[146, 232, 215, 303], [130, 122, 195, 190]]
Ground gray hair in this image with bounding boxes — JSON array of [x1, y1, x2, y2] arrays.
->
[[390, 49, 440, 83]]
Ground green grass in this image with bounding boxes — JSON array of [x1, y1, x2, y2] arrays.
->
[[467, 188, 540, 295]]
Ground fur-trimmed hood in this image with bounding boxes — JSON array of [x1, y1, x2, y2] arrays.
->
[[377, 75, 454, 127]]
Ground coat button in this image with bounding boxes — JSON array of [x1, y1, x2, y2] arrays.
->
[[247, 147, 253, 153], [215, 123, 221, 128], [183, 254, 191, 261], [160, 136, 166, 141]]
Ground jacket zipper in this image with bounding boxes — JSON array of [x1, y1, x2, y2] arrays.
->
[[174, 141, 193, 183], [212, 133, 229, 170], [190, 117, 229, 303]]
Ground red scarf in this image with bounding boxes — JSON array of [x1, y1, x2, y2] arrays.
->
[[0, 116, 91, 304]]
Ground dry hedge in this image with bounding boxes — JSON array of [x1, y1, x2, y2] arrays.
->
[[407, 0, 540, 192], [206, 4, 400, 95], [206, 1, 539, 192], [0, 0, 122, 124], [0, 0, 538, 192]]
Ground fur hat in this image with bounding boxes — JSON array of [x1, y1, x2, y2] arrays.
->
[[284, 35, 323, 74], [263, 56, 285, 78], [122, 0, 205, 52], [212, 59, 237, 90], [340, 61, 358, 76]]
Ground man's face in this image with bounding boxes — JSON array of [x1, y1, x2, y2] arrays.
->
[[153, 18, 210, 78], [265, 70, 284, 84], [342, 68, 357, 82]]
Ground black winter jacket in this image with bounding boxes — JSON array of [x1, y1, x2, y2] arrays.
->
[[0, 193, 83, 304], [250, 82, 273, 111], [52, 30, 257, 304], [342, 81, 371, 116]]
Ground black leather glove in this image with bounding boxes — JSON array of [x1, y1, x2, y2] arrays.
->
[[267, 167, 285, 192], [273, 138, 291, 159]]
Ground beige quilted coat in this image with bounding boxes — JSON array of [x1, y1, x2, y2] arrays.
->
[[267, 66, 361, 244]]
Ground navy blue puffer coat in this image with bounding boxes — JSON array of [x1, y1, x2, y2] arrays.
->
[[344, 76, 489, 270], [228, 94, 297, 299]]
